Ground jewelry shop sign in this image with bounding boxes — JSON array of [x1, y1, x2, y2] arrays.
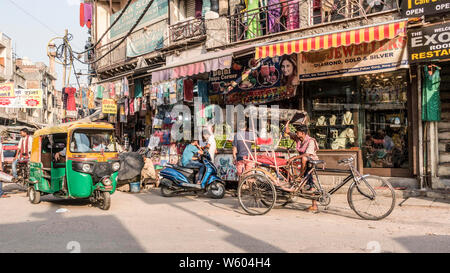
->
[[0, 86, 43, 108], [298, 36, 409, 81], [401, 0, 450, 17], [408, 22, 450, 63]]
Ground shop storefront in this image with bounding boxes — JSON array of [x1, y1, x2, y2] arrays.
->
[[255, 19, 418, 177]]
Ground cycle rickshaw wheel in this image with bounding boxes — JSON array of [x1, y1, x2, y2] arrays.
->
[[347, 175, 396, 220], [238, 173, 276, 215]]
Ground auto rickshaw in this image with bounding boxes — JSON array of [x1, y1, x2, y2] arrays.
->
[[27, 122, 120, 210]]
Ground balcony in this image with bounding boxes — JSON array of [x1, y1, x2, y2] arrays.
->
[[169, 18, 206, 45], [94, 39, 127, 71], [228, 0, 398, 43]]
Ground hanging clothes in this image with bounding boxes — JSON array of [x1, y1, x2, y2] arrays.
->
[[422, 65, 441, 121], [84, 3, 93, 29], [195, 0, 203, 18], [96, 85, 104, 99], [246, 0, 262, 39], [120, 104, 127, 123], [184, 79, 194, 102], [134, 79, 143, 98], [129, 98, 135, 115], [202, 0, 211, 16], [62, 87, 68, 110], [88, 88, 95, 109], [197, 80, 209, 104], [80, 3, 85, 27], [281, 0, 299, 30], [65, 87, 77, 111], [268, 0, 281, 33], [176, 78, 184, 102], [123, 77, 129, 97], [109, 82, 116, 98]]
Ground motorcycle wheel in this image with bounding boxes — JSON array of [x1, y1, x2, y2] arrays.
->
[[28, 187, 41, 204], [98, 192, 111, 210], [161, 185, 176, 197], [207, 182, 225, 199]]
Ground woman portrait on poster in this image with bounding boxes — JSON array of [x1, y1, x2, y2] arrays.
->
[[280, 55, 299, 87]]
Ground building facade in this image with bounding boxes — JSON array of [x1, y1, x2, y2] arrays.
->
[[88, 0, 449, 190]]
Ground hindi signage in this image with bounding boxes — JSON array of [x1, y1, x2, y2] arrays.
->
[[0, 88, 43, 108], [102, 99, 117, 114]]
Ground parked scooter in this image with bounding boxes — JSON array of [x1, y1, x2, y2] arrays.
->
[[159, 151, 225, 199]]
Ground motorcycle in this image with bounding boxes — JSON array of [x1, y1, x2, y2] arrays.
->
[[159, 151, 226, 199]]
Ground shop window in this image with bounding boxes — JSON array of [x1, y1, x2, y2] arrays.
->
[[311, 0, 398, 25], [305, 70, 409, 169]]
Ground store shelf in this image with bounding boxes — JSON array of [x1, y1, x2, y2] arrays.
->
[[313, 103, 361, 111]]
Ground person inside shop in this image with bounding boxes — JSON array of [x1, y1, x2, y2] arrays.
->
[[232, 120, 255, 177], [371, 129, 394, 152], [284, 121, 320, 213], [12, 128, 32, 179], [181, 139, 205, 184]]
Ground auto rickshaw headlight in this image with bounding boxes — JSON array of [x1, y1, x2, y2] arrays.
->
[[82, 164, 92, 173], [112, 162, 120, 172], [102, 178, 112, 186]]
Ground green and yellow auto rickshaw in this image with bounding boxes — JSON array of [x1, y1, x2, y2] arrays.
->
[[27, 122, 120, 210]]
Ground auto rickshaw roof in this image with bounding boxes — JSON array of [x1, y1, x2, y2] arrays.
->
[[33, 122, 115, 137]]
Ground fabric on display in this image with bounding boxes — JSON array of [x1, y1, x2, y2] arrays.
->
[[135, 79, 143, 98], [79, 3, 85, 27], [176, 78, 184, 102], [202, 0, 211, 16], [119, 104, 127, 123], [197, 80, 209, 104], [284, 0, 299, 30], [84, 3, 93, 28], [96, 84, 104, 99], [246, 0, 262, 39], [88, 88, 95, 109], [422, 66, 441, 121], [129, 98, 135, 115], [62, 87, 68, 109], [195, 0, 203, 17], [65, 87, 77, 111], [268, 0, 280, 33], [184, 79, 194, 102], [123, 77, 129, 97]]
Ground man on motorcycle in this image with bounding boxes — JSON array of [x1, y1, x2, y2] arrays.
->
[[181, 140, 204, 184], [0, 139, 9, 198], [12, 128, 32, 179]]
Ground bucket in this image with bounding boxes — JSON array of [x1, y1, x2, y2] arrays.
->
[[129, 182, 141, 193]]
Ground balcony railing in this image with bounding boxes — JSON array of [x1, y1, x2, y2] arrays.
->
[[94, 39, 127, 71], [229, 0, 397, 43], [169, 18, 206, 44], [229, 0, 302, 43]]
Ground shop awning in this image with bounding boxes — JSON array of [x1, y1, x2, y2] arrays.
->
[[255, 20, 407, 59], [151, 45, 254, 84]]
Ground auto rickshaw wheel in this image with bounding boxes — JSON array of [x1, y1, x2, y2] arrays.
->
[[28, 187, 41, 204], [98, 192, 111, 210]]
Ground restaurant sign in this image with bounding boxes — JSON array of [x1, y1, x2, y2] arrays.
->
[[401, 0, 450, 17], [408, 22, 450, 63], [298, 36, 409, 81], [0, 87, 43, 109]]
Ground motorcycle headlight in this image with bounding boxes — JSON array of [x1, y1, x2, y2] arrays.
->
[[82, 164, 92, 173], [102, 178, 112, 186], [112, 162, 120, 172]]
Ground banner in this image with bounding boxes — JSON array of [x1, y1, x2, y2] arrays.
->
[[408, 22, 450, 64], [0, 83, 14, 97], [102, 99, 117, 114], [209, 55, 298, 105], [298, 36, 409, 81], [110, 0, 168, 39], [401, 0, 450, 17], [126, 20, 166, 57], [0, 88, 43, 108]]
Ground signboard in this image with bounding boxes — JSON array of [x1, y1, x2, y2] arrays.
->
[[102, 99, 117, 114], [401, 0, 450, 17], [298, 36, 409, 81], [0, 88, 43, 108], [110, 0, 168, 40], [209, 55, 298, 105], [408, 22, 450, 63], [0, 83, 14, 97], [126, 20, 166, 57]]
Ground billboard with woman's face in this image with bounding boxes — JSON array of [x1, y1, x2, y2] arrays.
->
[[209, 54, 299, 105]]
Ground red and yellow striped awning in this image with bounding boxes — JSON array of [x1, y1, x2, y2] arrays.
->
[[255, 21, 407, 59]]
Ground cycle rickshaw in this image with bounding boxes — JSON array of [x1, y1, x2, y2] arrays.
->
[[236, 112, 396, 220]]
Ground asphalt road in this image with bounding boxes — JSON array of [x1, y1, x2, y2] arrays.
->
[[0, 184, 449, 253]]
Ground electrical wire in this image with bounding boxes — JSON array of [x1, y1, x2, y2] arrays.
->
[[73, 0, 133, 55], [71, 0, 156, 65]]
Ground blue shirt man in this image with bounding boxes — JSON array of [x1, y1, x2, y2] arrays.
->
[[181, 140, 204, 184]]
